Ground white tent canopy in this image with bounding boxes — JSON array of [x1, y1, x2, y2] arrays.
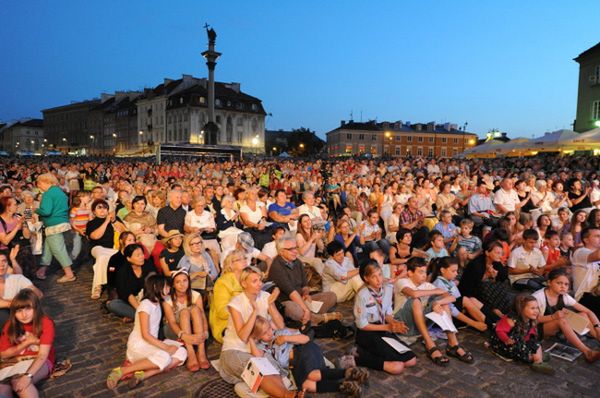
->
[[525, 129, 580, 152], [558, 128, 600, 151]]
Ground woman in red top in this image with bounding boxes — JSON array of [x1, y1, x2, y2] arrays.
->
[[0, 289, 55, 396]]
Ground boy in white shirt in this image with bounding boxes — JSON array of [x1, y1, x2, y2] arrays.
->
[[394, 258, 473, 366], [507, 228, 546, 291]]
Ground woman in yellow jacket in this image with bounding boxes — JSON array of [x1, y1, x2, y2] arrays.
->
[[209, 249, 246, 343]]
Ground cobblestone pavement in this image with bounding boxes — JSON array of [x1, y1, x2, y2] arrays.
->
[[36, 261, 599, 398]]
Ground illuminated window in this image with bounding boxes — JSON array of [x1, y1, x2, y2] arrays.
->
[[593, 100, 600, 119]]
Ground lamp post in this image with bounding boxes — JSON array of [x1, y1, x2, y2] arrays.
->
[[89, 135, 95, 155]]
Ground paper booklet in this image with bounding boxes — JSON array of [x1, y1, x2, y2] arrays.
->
[[545, 342, 582, 362], [0, 359, 34, 382], [426, 311, 458, 333], [241, 357, 281, 393], [563, 309, 591, 335], [191, 275, 207, 290], [306, 300, 324, 314], [382, 337, 411, 354]]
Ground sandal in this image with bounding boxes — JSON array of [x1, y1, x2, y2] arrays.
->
[[57, 275, 77, 283], [426, 345, 449, 366], [127, 370, 144, 389], [339, 380, 362, 398], [106, 367, 123, 389], [446, 344, 474, 364], [344, 366, 369, 385]]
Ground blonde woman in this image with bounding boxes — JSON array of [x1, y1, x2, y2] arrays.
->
[[209, 250, 247, 343], [177, 233, 219, 289]]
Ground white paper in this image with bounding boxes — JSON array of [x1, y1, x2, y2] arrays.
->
[[563, 309, 590, 336], [191, 275, 207, 290], [0, 359, 34, 382], [426, 311, 457, 333], [382, 337, 411, 354], [306, 300, 323, 314]]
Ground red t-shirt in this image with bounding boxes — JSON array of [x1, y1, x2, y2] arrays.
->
[[0, 315, 56, 367]]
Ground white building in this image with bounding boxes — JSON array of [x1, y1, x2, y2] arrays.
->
[[0, 119, 45, 153]]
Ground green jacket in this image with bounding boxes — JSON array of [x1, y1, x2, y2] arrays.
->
[[36, 186, 69, 227]]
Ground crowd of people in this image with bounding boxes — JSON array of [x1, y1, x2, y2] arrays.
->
[[0, 153, 600, 397]]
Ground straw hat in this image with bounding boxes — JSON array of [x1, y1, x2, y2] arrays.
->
[[161, 230, 184, 244]]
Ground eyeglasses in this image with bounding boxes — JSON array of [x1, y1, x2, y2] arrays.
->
[[283, 246, 298, 251]]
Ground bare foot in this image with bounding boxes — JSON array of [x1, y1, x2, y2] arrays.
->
[[584, 350, 600, 363], [186, 356, 200, 372]]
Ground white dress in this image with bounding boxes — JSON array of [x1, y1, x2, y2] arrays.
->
[[126, 299, 187, 370]]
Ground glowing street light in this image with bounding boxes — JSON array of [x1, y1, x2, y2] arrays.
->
[[139, 130, 144, 135], [62, 138, 67, 142], [112, 133, 117, 138], [299, 143, 305, 149]]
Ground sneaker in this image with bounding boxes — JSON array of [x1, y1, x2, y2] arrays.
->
[[530, 362, 555, 375], [91, 285, 102, 300]]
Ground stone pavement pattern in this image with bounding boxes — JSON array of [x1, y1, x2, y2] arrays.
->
[[35, 262, 599, 398]]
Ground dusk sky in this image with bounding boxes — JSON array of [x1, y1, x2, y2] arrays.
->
[[1, 1, 599, 139]]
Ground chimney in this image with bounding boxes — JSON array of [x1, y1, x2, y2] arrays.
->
[[415, 123, 422, 131], [427, 122, 435, 132], [340, 120, 346, 126], [443, 123, 451, 132], [225, 83, 241, 93], [382, 122, 390, 129]]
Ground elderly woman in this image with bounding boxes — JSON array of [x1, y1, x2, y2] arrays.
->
[[124, 195, 157, 253], [185, 195, 220, 264], [239, 187, 271, 250], [209, 250, 247, 343], [16, 191, 38, 224], [34, 173, 75, 283], [218, 266, 299, 398], [217, 194, 243, 252], [177, 233, 219, 290]]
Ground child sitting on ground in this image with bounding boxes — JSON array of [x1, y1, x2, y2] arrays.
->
[[250, 315, 368, 397], [430, 257, 487, 332], [394, 257, 474, 366], [489, 294, 554, 375], [450, 218, 482, 261], [425, 231, 449, 263], [507, 229, 546, 291]]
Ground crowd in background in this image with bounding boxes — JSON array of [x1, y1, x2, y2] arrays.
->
[[1, 153, 600, 397]]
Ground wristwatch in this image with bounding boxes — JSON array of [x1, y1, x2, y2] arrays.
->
[[25, 372, 33, 379]]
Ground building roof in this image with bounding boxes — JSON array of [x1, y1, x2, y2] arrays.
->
[[167, 81, 266, 115], [41, 99, 101, 113], [326, 120, 477, 136], [574, 41, 600, 62]]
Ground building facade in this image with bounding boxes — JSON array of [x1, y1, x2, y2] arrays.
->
[[42, 99, 101, 153], [574, 42, 600, 133], [0, 119, 44, 153], [327, 120, 477, 158], [165, 79, 266, 153]]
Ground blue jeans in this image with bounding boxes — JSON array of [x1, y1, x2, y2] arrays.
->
[[107, 299, 135, 319], [71, 232, 82, 259], [40, 232, 72, 269]]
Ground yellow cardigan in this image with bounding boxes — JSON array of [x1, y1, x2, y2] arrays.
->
[[209, 272, 243, 343]]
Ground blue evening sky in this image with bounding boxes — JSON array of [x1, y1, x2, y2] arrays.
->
[[1, 0, 598, 139]]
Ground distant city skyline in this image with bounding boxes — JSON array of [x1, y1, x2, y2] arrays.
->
[[1, 0, 599, 139]]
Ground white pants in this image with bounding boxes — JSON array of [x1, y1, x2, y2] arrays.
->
[[91, 246, 118, 294], [326, 274, 364, 303], [299, 255, 325, 275], [127, 338, 186, 371]]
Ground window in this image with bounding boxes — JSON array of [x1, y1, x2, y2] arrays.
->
[[593, 100, 600, 120], [407, 136, 412, 143], [441, 147, 447, 157], [358, 134, 365, 140], [453, 138, 458, 144], [417, 147, 423, 156], [418, 136, 423, 143], [347, 133, 352, 140], [428, 147, 434, 157], [345, 144, 352, 153], [200, 97, 206, 104], [395, 135, 401, 141], [215, 99, 222, 107], [372, 134, 377, 141], [358, 145, 365, 154], [453, 148, 459, 155], [395, 146, 401, 156], [370, 146, 377, 154], [429, 137, 434, 143], [441, 137, 447, 143], [406, 146, 412, 155], [180, 97, 184, 104]]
